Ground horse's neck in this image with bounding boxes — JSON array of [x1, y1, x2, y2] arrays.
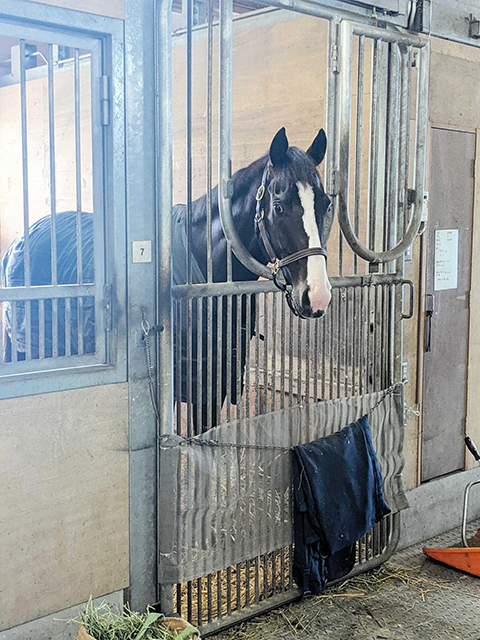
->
[[193, 159, 268, 282]]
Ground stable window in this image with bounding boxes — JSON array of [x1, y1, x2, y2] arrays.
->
[[0, 11, 126, 398]]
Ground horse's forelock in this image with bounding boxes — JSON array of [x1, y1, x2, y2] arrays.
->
[[279, 147, 319, 188]]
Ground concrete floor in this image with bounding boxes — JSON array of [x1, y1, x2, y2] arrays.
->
[[213, 522, 480, 639]]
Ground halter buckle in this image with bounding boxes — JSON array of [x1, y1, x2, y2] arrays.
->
[[272, 259, 280, 275], [255, 208, 265, 222], [256, 185, 265, 202]]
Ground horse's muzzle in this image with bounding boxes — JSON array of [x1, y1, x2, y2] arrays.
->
[[297, 285, 331, 319]]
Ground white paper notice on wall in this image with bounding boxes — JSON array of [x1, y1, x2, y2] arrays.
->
[[132, 240, 152, 263], [434, 229, 458, 291]]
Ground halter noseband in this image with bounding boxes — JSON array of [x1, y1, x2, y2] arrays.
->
[[254, 163, 328, 308]]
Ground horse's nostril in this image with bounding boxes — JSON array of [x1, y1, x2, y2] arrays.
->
[[302, 289, 311, 310]]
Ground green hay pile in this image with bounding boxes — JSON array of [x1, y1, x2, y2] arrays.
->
[[72, 598, 198, 640]]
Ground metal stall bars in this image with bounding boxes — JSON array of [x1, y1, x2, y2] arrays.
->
[[0, 20, 112, 391], [156, 0, 429, 633]]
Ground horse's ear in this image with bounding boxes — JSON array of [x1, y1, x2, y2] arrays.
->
[[269, 127, 289, 166], [307, 129, 327, 165]]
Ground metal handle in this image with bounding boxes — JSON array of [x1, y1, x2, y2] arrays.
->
[[465, 437, 480, 462], [401, 280, 414, 319], [424, 293, 434, 352], [462, 479, 480, 547]]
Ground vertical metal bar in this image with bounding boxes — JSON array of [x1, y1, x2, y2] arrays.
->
[[217, 297, 223, 426], [187, 298, 193, 435], [255, 295, 261, 417], [314, 316, 319, 402], [325, 17, 339, 241], [226, 295, 232, 422], [19, 40, 30, 289], [344, 288, 350, 396], [398, 45, 411, 241], [351, 287, 356, 394], [197, 299, 203, 430], [368, 39, 379, 252], [186, 0, 193, 284], [374, 285, 379, 390], [322, 305, 327, 400], [77, 297, 84, 356], [11, 302, 18, 363], [336, 290, 342, 398], [156, 0, 175, 612], [385, 44, 400, 269], [74, 48, 83, 284], [236, 296, 242, 419], [217, 567, 221, 619], [366, 286, 372, 393], [197, 576, 202, 627], [263, 293, 269, 414], [24, 299, 31, 361], [52, 298, 58, 358], [175, 301, 182, 434], [288, 307, 294, 407], [280, 295, 286, 410], [297, 312, 302, 410], [359, 286, 365, 395], [65, 297, 72, 357], [305, 316, 311, 439], [329, 289, 335, 399], [271, 294, 277, 412], [206, 0, 213, 283], [374, 40, 388, 255], [207, 573, 212, 623], [45, 45, 59, 291], [187, 580, 193, 624], [245, 294, 252, 419], [39, 299, 45, 360], [354, 36, 365, 275]]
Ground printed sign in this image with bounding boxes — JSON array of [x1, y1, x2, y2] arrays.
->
[[434, 229, 458, 291]]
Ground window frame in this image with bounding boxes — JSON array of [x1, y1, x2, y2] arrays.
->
[[0, 0, 126, 399]]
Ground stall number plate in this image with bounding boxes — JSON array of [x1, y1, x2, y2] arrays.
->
[[132, 241, 152, 263]]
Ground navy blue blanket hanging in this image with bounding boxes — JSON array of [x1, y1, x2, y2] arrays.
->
[[292, 415, 391, 594]]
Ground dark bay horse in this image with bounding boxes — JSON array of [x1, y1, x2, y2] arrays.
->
[[2, 127, 332, 431]]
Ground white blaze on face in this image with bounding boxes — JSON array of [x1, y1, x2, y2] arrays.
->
[[296, 181, 331, 313]]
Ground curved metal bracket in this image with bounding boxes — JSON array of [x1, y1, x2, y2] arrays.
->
[[336, 21, 430, 264]]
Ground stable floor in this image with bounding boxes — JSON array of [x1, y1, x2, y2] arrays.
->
[[213, 522, 480, 639]]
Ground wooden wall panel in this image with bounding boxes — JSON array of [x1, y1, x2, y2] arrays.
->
[[172, 11, 330, 205], [0, 383, 129, 631], [24, 0, 124, 19]]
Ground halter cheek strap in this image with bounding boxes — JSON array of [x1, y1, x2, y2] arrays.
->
[[254, 164, 328, 279]]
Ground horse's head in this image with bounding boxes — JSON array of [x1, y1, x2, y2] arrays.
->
[[256, 127, 332, 319]]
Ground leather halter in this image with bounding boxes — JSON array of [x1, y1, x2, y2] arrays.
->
[[254, 163, 328, 297]]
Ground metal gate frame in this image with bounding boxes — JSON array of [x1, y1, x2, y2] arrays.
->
[[155, 0, 429, 632]]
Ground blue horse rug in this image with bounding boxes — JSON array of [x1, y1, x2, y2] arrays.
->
[[292, 415, 391, 594]]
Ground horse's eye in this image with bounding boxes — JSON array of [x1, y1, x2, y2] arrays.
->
[[273, 203, 283, 215]]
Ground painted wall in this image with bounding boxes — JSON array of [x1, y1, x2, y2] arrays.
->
[[0, 383, 129, 631]]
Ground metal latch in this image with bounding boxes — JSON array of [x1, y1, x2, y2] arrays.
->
[[104, 284, 113, 332], [101, 75, 110, 126]]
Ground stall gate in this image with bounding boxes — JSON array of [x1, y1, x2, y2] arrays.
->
[[156, 0, 429, 634]]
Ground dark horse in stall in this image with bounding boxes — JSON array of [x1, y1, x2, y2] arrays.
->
[[2, 127, 332, 431]]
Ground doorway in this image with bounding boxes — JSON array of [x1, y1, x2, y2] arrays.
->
[[421, 128, 475, 482]]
